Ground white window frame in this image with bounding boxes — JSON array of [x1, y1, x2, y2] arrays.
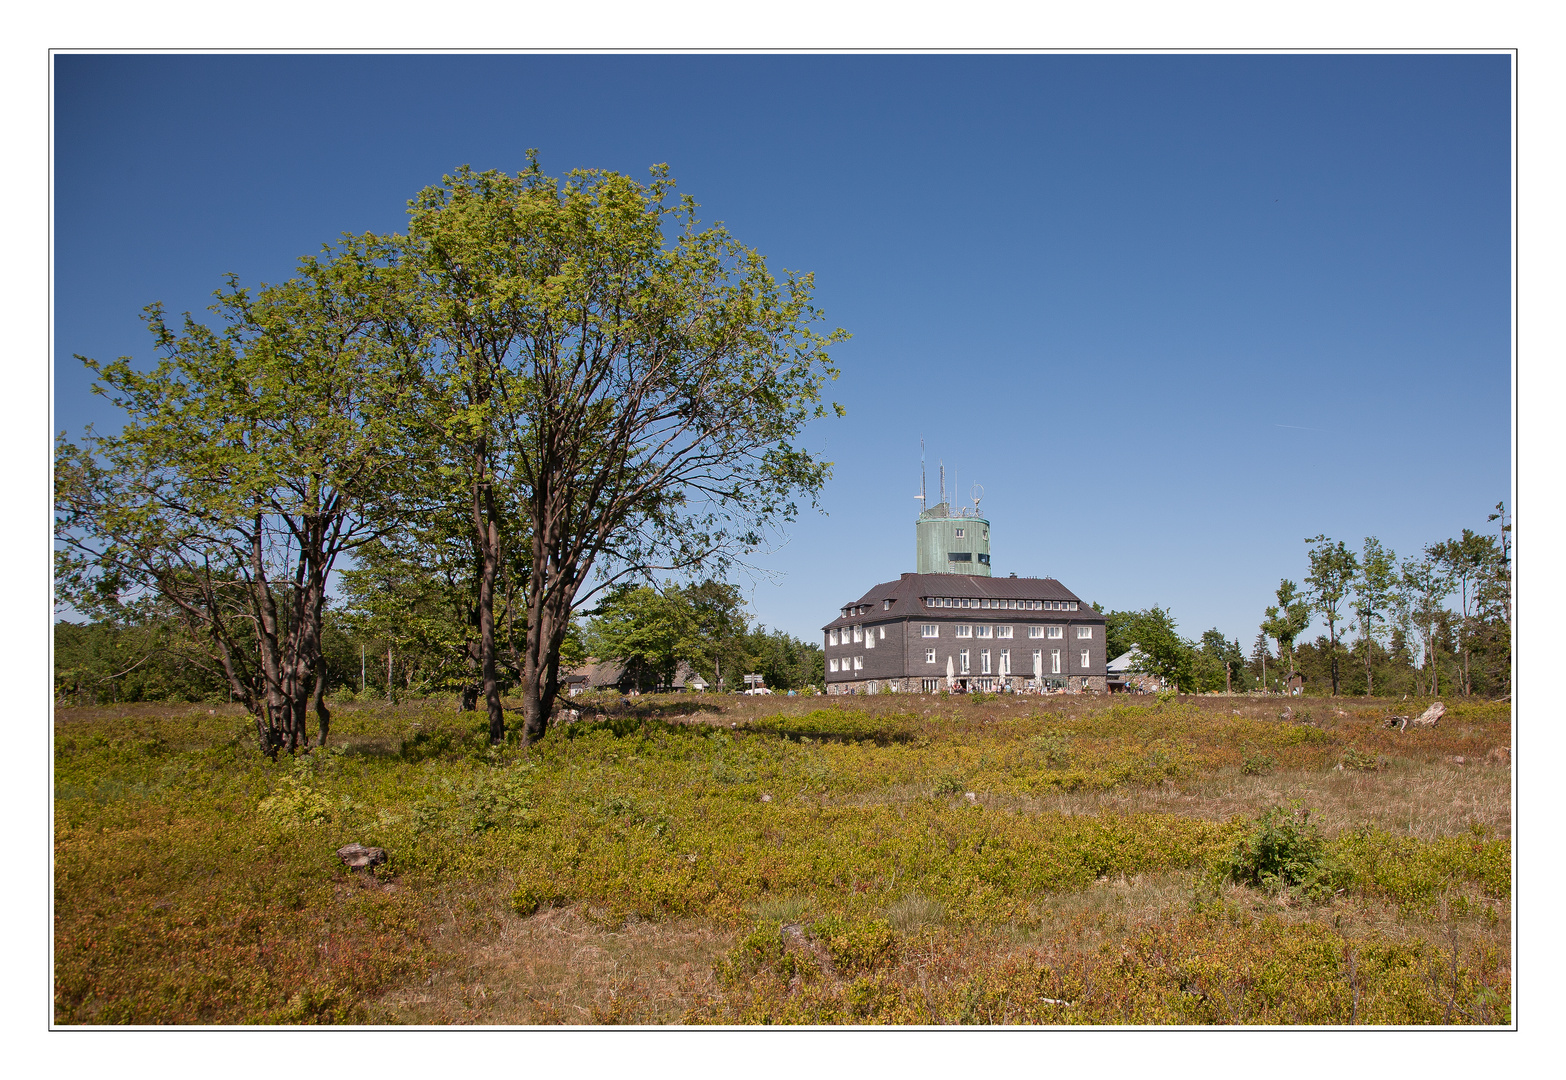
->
[[959, 649, 970, 674], [999, 648, 1010, 675], [955, 624, 972, 638], [1052, 649, 1061, 674], [1080, 649, 1091, 668], [925, 648, 936, 664], [865, 632, 875, 649], [997, 625, 1013, 639], [980, 649, 991, 675], [1029, 626, 1044, 639], [976, 625, 992, 639], [1032, 649, 1042, 673], [955, 527, 965, 539], [829, 658, 839, 672], [1048, 626, 1064, 639], [1077, 626, 1093, 639], [878, 626, 886, 639], [852, 625, 863, 643], [829, 628, 839, 646], [854, 656, 864, 671], [921, 624, 939, 638]]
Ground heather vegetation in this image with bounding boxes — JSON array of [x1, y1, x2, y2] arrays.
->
[[55, 692, 1510, 1025]]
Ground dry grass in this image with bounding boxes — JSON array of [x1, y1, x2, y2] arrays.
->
[[370, 887, 733, 1024]]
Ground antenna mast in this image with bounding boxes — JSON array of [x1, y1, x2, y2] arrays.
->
[[939, 461, 946, 507], [917, 437, 927, 510]]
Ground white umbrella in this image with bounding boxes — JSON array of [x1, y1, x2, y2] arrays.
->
[[946, 654, 955, 692]]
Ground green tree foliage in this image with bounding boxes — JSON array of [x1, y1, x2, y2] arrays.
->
[[583, 584, 705, 692], [1351, 537, 1397, 696], [53, 606, 227, 705], [55, 238, 422, 755], [1260, 579, 1311, 682], [399, 157, 846, 744], [1303, 536, 1359, 696], [1104, 607, 1193, 692]]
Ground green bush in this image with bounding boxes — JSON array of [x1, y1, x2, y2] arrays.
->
[[749, 710, 917, 744], [811, 916, 898, 975], [1218, 806, 1346, 901], [1338, 747, 1380, 772], [1240, 752, 1277, 776]]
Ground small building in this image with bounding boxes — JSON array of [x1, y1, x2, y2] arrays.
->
[[1106, 649, 1163, 694]]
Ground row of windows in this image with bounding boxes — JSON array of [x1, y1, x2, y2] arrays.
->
[[829, 656, 864, 672], [920, 624, 1091, 640], [924, 597, 1078, 612], [828, 625, 888, 647], [918, 648, 1092, 674]]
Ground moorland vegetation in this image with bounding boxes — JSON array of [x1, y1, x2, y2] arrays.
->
[[55, 692, 1509, 1025]]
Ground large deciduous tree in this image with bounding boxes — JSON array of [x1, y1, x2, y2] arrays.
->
[[1303, 535, 1358, 696], [55, 238, 419, 755], [402, 158, 845, 744]]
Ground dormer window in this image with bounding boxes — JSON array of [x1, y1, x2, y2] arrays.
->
[[883, 599, 892, 610]]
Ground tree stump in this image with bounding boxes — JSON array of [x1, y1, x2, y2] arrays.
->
[[1410, 701, 1445, 728]]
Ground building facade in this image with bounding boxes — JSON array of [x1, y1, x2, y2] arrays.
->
[[822, 571, 1107, 694]]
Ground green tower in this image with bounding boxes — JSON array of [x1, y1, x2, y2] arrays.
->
[[916, 502, 991, 576]]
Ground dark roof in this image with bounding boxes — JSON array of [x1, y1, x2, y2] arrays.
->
[[822, 572, 1102, 631]]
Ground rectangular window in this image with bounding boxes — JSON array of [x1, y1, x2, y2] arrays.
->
[[960, 649, 970, 674], [1048, 626, 1063, 639], [1029, 626, 1044, 639], [955, 527, 965, 538], [1000, 649, 1010, 675], [829, 629, 839, 646], [852, 625, 863, 642], [955, 624, 972, 638], [1032, 649, 1042, 673], [980, 649, 991, 674], [976, 625, 992, 639], [921, 624, 939, 638], [1077, 626, 1093, 639], [997, 625, 1012, 639], [1052, 649, 1061, 674], [1081, 649, 1091, 669], [1070, 602, 1079, 611], [925, 648, 936, 664], [829, 658, 839, 672], [865, 632, 875, 649], [854, 656, 864, 671], [883, 599, 892, 610], [878, 626, 886, 639]]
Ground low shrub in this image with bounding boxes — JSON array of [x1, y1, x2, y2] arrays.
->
[[1218, 806, 1346, 901], [748, 710, 917, 745]]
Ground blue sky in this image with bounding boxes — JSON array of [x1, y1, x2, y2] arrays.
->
[[54, 53, 1513, 648]]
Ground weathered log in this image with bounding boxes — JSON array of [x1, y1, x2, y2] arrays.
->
[[1411, 701, 1445, 728], [336, 843, 388, 870]]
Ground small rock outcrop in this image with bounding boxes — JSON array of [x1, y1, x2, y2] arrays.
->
[[336, 843, 388, 870]]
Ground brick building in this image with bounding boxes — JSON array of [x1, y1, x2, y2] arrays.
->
[[822, 494, 1106, 694]]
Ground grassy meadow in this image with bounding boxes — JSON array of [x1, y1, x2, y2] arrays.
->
[[53, 691, 1512, 1025]]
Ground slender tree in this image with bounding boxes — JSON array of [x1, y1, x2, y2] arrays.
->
[[1399, 551, 1454, 697], [1260, 579, 1311, 683], [1351, 536, 1397, 696], [1303, 535, 1359, 696]]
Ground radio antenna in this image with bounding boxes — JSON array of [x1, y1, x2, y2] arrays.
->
[[939, 461, 946, 507], [916, 437, 927, 509]]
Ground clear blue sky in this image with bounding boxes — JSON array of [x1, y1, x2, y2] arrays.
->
[[54, 53, 1513, 648]]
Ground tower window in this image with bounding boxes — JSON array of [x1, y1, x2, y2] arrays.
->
[[954, 528, 965, 539]]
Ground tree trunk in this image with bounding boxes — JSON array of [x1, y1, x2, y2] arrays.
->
[[473, 475, 504, 743], [1328, 615, 1340, 695]]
